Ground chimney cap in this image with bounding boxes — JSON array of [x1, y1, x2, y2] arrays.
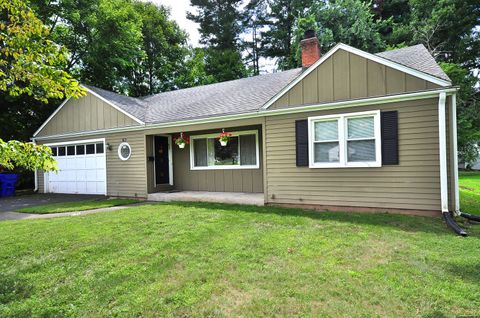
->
[[304, 29, 316, 39]]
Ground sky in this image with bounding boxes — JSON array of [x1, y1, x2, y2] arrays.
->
[[146, 0, 277, 72], [148, 0, 201, 46]]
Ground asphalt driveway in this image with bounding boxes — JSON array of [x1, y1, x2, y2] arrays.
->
[[0, 194, 104, 220]]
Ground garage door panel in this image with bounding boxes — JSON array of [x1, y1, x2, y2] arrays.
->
[[46, 140, 106, 195]]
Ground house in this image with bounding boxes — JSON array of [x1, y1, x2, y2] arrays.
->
[[32, 31, 459, 217]]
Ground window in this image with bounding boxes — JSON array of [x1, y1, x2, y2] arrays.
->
[[76, 145, 85, 155], [190, 130, 259, 170], [67, 146, 75, 156], [308, 111, 381, 168], [86, 144, 95, 154], [118, 142, 131, 160], [58, 146, 66, 156], [96, 143, 104, 154], [50, 147, 58, 156]]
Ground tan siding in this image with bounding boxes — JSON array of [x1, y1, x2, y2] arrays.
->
[[168, 126, 264, 193], [36, 93, 139, 137], [265, 98, 444, 211], [36, 131, 147, 198], [269, 49, 440, 110]]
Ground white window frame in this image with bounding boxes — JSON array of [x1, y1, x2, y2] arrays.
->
[[189, 130, 260, 170], [118, 142, 132, 161], [308, 110, 382, 168]]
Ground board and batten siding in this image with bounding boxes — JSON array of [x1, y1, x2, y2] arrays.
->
[[36, 93, 140, 137], [270, 49, 440, 110], [166, 127, 263, 193], [265, 97, 448, 212], [37, 130, 147, 198]]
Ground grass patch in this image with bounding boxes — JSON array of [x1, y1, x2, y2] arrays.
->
[[15, 199, 139, 214], [1, 202, 479, 317], [459, 171, 480, 214]]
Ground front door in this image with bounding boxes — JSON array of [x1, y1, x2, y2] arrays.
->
[[154, 136, 170, 185]]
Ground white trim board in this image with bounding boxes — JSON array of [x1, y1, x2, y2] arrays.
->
[[32, 87, 458, 142], [438, 92, 449, 212], [33, 86, 144, 137], [262, 43, 451, 110]]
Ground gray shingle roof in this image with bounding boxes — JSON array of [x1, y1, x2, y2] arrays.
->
[[83, 44, 450, 125], [83, 85, 147, 122], [375, 44, 451, 81], [142, 68, 302, 124]]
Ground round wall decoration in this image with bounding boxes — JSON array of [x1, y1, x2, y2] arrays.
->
[[118, 142, 132, 160]]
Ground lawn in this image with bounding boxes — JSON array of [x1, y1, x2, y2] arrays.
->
[[459, 171, 480, 214], [15, 198, 139, 214], [1, 202, 479, 317]]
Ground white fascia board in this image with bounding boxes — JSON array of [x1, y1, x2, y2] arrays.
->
[[32, 87, 458, 142], [83, 86, 145, 125], [262, 43, 452, 110], [33, 98, 71, 137]]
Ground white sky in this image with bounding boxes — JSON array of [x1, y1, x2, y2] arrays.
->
[[145, 0, 277, 72], [148, 0, 201, 46]]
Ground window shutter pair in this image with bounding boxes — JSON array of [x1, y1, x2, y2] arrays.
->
[[295, 111, 398, 167]]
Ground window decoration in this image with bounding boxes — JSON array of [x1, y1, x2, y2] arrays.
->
[[118, 142, 132, 161], [174, 132, 189, 149], [190, 130, 259, 170], [217, 129, 233, 146], [308, 110, 381, 168]]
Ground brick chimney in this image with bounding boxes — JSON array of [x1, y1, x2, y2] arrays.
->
[[301, 29, 321, 68]]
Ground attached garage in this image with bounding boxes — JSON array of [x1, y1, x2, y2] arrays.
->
[[44, 139, 107, 195]]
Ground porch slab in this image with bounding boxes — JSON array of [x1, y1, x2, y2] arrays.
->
[[147, 191, 264, 206]]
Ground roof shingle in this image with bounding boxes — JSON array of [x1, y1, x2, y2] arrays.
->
[[83, 44, 450, 125]]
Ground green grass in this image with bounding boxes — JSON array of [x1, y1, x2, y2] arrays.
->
[[459, 171, 480, 214], [1, 202, 479, 317], [15, 199, 139, 214]]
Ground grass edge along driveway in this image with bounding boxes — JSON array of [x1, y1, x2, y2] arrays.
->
[[15, 198, 139, 214]]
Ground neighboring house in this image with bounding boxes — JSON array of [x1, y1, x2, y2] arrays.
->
[[32, 31, 460, 216]]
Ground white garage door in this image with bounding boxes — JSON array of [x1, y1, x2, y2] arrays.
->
[[45, 139, 106, 195]]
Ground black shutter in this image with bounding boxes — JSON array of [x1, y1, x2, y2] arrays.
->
[[381, 111, 399, 165], [295, 119, 309, 166]]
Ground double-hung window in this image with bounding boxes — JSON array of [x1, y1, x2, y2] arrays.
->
[[190, 130, 259, 170], [308, 110, 381, 168]]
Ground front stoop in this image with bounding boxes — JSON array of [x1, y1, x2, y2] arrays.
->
[[147, 191, 264, 206]]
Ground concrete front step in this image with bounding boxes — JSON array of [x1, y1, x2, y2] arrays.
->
[[147, 191, 264, 206]]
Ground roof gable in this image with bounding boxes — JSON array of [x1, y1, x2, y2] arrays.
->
[[34, 89, 142, 137], [263, 43, 451, 110]]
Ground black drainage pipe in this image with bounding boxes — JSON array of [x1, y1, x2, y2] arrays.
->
[[459, 212, 480, 223], [443, 212, 467, 236]]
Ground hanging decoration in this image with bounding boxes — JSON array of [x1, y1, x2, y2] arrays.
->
[[218, 129, 232, 146], [174, 132, 189, 149]]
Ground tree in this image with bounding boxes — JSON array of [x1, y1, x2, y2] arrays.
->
[[0, 0, 82, 172], [175, 48, 215, 89], [0, 139, 57, 172], [188, 0, 247, 81], [0, 0, 85, 102], [260, 0, 314, 70], [441, 63, 480, 167], [242, 0, 268, 75], [127, 2, 188, 96]]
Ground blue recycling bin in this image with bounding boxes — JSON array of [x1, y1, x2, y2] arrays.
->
[[0, 173, 18, 197]]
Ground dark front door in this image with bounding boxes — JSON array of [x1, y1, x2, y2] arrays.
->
[[154, 136, 170, 185]]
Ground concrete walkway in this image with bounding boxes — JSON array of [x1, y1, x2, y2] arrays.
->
[[148, 191, 264, 206]]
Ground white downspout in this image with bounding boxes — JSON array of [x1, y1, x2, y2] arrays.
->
[[32, 138, 39, 192], [451, 93, 460, 215], [438, 92, 449, 213]]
